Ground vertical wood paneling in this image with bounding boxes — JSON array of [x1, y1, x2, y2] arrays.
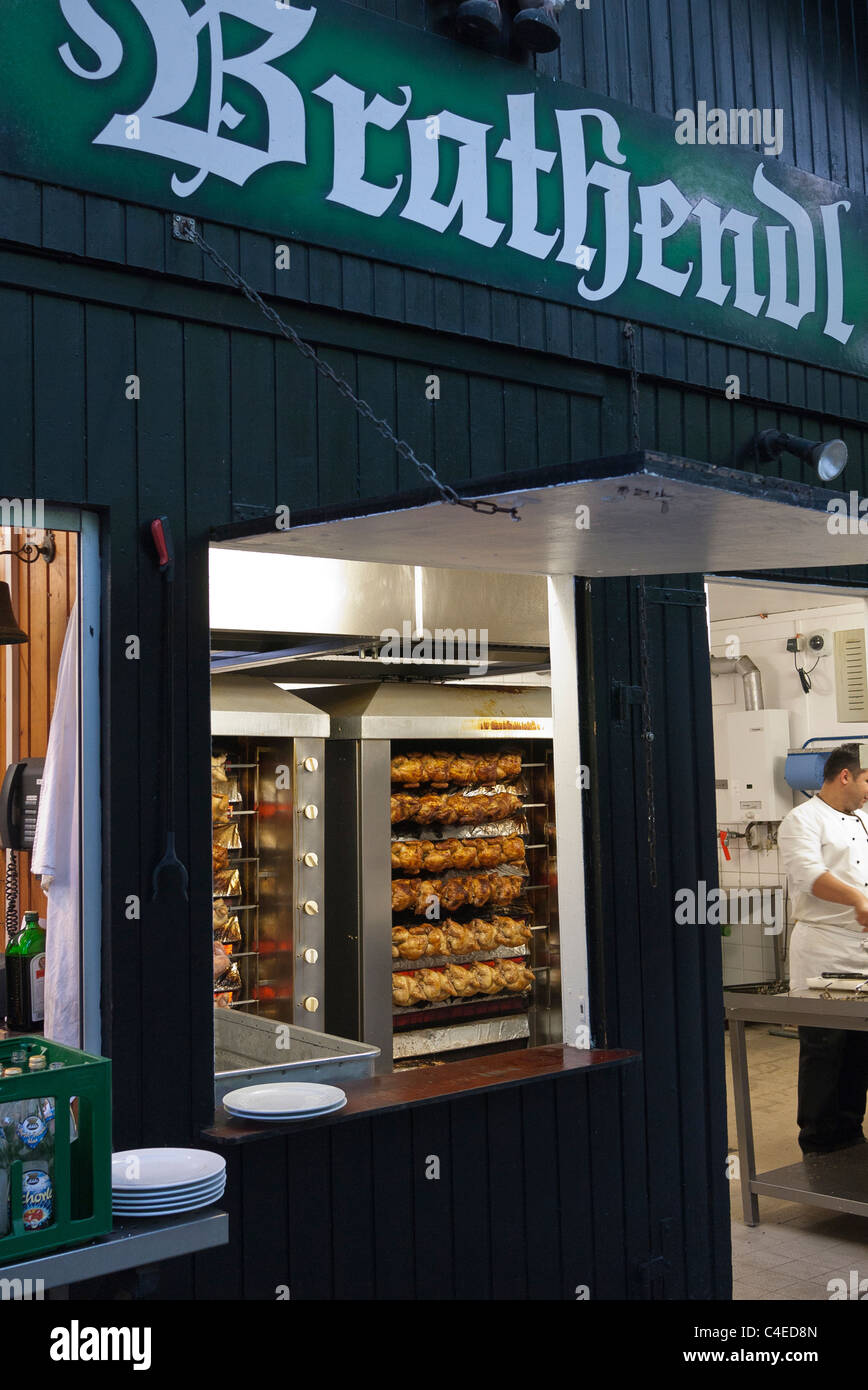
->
[[431, 368, 470, 487], [286, 1128, 333, 1298], [486, 1088, 527, 1298], [371, 1108, 416, 1298], [411, 1103, 455, 1299], [396, 360, 436, 495], [448, 1093, 492, 1300], [468, 376, 505, 478], [582, 574, 732, 1300], [520, 1082, 562, 1298], [357, 354, 399, 498], [331, 1119, 377, 1298], [274, 337, 318, 515], [135, 314, 187, 1149], [229, 330, 275, 515], [83, 301, 139, 1086], [33, 296, 86, 500], [554, 1072, 598, 1298], [316, 347, 360, 506]]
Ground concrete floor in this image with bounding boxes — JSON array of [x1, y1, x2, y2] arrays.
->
[[726, 1022, 868, 1299]]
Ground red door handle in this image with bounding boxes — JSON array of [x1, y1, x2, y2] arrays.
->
[[719, 830, 731, 862]]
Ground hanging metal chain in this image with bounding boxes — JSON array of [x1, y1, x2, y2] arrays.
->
[[174, 220, 521, 522], [623, 320, 657, 887], [623, 321, 641, 453]]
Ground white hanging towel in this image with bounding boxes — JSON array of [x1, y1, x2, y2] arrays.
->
[[31, 599, 80, 1047]]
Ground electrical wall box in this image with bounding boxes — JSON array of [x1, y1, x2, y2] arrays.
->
[[716, 709, 792, 823]]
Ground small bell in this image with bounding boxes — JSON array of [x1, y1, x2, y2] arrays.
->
[[0, 581, 28, 645]]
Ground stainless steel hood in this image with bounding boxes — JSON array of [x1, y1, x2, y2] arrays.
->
[[211, 452, 862, 577], [301, 681, 552, 739], [210, 672, 330, 737]]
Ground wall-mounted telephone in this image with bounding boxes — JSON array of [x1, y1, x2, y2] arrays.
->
[[0, 758, 45, 851]]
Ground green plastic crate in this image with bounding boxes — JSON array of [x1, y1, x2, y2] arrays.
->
[[0, 1035, 111, 1263]]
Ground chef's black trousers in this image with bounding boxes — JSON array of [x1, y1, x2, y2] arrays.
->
[[797, 1026, 868, 1153]]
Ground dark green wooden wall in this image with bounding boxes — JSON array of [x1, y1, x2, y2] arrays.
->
[[0, 0, 863, 1300]]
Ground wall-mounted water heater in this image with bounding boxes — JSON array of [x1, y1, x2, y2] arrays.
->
[[716, 709, 792, 823]]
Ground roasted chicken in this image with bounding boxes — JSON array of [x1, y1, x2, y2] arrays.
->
[[391, 872, 524, 915], [391, 915, 532, 959], [390, 790, 522, 826], [390, 751, 522, 786], [391, 835, 525, 874], [392, 956, 534, 1006]]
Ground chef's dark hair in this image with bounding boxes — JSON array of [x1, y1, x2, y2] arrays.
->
[[824, 743, 863, 782]]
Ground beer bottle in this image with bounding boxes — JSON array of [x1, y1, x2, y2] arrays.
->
[[0, 1126, 9, 1238], [6, 911, 46, 1032]]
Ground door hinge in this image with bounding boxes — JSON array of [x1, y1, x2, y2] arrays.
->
[[644, 586, 706, 607], [612, 680, 644, 723]]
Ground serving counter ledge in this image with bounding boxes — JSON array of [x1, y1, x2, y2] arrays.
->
[[203, 1043, 637, 1143], [0, 1209, 229, 1293]]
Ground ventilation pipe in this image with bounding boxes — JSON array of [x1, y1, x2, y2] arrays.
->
[[710, 654, 764, 710]]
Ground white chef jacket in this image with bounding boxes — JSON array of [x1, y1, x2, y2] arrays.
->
[[778, 793, 868, 989]]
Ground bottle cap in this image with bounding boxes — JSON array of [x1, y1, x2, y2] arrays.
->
[[2, 1066, 23, 1076], [10, 1048, 27, 1065], [28, 1055, 47, 1071], [48, 1062, 64, 1070]]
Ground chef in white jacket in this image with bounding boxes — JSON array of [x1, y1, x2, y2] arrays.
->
[[778, 742, 868, 1155]]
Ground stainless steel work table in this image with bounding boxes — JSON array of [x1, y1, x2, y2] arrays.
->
[[725, 988, 868, 1226]]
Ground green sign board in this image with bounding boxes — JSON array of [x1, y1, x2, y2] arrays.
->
[[1, 0, 865, 374]]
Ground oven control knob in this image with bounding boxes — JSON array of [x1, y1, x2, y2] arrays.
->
[[303, 947, 319, 965], [302, 851, 319, 868], [303, 900, 319, 915], [303, 996, 319, 1013], [302, 756, 319, 773], [303, 804, 319, 820]]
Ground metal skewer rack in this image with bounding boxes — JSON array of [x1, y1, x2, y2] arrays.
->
[[210, 673, 328, 1028]]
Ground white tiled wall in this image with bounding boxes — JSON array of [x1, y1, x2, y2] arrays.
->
[[717, 827, 790, 985]]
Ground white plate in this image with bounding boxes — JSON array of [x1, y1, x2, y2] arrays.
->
[[113, 1178, 226, 1204], [112, 1183, 226, 1211], [224, 1097, 348, 1121], [111, 1173, 226, 1196], [113, 1197, 226, 1214], [111, 1147, 225, 1191], [221, 1082, 346, 1116], [113, 1194, 226, 1217]]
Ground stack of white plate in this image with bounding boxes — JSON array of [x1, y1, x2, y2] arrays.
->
[[222, 1082, 347, 1121], [111, 1147, 227, 1217]]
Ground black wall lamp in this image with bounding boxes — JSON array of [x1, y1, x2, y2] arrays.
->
[[740, 429, 848, 482], [0, 531, 56, 646]]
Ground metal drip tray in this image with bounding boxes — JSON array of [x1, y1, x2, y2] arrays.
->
[[214, 1009, 380, 1104]]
